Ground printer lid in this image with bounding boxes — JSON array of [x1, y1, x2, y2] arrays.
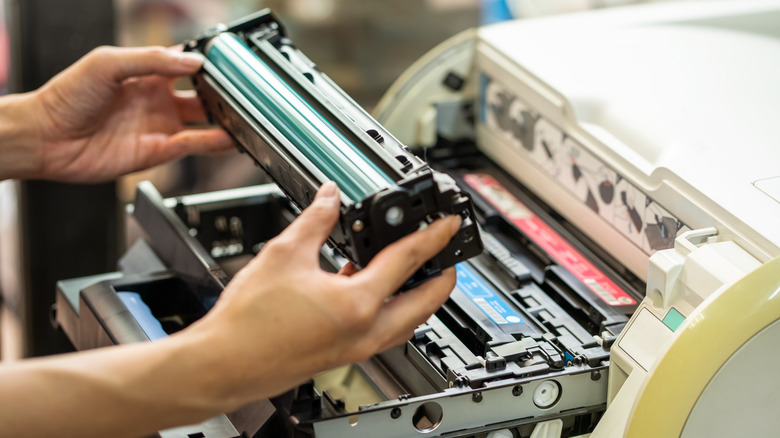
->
[[479, 0, 780, 259]]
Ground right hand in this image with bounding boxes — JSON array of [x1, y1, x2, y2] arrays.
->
[[185, 181, 460, 408]]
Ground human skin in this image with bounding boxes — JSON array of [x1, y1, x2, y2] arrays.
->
[[0, 183, 459, 437], [0, 45, 460, 436], [0, 45, 233, 182]]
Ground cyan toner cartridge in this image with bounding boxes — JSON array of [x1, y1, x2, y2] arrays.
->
[[185, 10, 482, 285]]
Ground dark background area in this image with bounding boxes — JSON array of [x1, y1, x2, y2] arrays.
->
[[6, 0, 118, 356]]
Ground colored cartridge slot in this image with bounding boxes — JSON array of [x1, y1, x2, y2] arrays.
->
[[205, 32, 393, 201], [441, 261, 542, 355], [456, 263, 524, 326], [464, 173, 636, 306]]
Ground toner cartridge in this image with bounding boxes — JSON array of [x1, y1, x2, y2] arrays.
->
[[185, 10, 482, 285]]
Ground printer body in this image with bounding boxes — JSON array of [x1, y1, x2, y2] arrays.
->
[[56, 1, 780, 437]]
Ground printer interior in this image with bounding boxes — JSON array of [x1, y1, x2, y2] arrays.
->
[[54, 2, 780, 438]]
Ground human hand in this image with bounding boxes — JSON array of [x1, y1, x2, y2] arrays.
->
[[185, 182, 460, 408], [13, 46, 233, 182]]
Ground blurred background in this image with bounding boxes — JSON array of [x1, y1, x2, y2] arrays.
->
[[0, 0, 679, 359], [113, 0, 485, 200]]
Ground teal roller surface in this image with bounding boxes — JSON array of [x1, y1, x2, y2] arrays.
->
[[206, 32, 393, 201]]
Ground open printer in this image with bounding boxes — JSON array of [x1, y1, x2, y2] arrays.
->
[[55, 1, 780, 437]]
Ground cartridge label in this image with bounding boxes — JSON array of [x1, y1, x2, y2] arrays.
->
[[456, 263, 524, 325], [464, 173, 636, 306]]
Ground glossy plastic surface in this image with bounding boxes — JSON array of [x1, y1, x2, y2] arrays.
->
[[206, 32, 392, 201]]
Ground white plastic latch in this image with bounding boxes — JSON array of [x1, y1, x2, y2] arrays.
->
[[530, 419, 563, 438], [646, 227, 761, 311]]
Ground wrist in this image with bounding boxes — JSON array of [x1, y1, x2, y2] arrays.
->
[[0, 92, 45, 180], [172, 301, 308, 413], [167, 320, 257, 413]]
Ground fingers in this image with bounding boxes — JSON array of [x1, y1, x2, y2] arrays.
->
[[161, 128, 235, 159], [174, 91, 209, 124], [337, 262, 358, 277], [83, 46, 205, 86], [389, 266, 455, 324], [359, 266, 457, 355], [354, 215, 462, 295], [273, 182, 341, 251]]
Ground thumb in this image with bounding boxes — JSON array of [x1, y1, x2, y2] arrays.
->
[[282, 182, 341, 248]]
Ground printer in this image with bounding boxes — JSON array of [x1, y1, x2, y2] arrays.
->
[[55, 1, 780, 437]]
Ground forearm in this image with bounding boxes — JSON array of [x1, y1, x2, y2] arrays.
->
[[0, 183, 459, 437], [0, 92, 44, 181], [0, 332, 248, 438]]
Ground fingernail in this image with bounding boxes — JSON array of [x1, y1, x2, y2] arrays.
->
[[449, 215, 462, 235], [317, 181, 339, 199], [177, 51, 205, 69]]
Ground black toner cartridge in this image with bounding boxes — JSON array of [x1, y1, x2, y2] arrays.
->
[[185, 10, 482, 285]]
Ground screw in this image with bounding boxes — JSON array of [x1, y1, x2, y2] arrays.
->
[[352, 220, 365, 233], [472, 392, 483, 403], [591, 370, 601, 381], [512, 385, 523, 397], [391, 408, 402, 419], [385, 206, 404, 226]]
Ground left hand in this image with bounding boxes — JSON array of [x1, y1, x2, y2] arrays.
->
[[25, 45, 233, 182]]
